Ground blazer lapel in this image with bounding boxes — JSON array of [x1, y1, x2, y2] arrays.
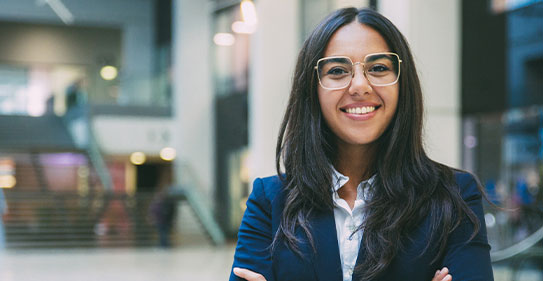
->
[[310, 209, 343, 281]]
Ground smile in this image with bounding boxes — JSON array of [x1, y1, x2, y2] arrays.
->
[[339, 104, 381, 121], [340, 105, 381, 115], [344, 106, 375, 115]]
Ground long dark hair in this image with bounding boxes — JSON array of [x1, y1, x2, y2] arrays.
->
[[274, 7, 481, 280]]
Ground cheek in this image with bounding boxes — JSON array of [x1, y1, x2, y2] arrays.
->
[[317, 91, 329, 116], [317, 91, 338, 125], [383, 87, 399, 117], [387, 98, 398, 117]]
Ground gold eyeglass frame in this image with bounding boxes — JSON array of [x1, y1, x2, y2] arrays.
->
[[314, 52, 403, 90]]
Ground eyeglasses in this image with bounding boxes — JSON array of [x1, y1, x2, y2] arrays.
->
[[314, 52, 402, 90]]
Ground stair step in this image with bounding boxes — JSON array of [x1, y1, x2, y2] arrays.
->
[[3, 183, 221, 248], [5, 229, 157, 235], [7, 234, 156, 241], [7, 240, 157, 249]]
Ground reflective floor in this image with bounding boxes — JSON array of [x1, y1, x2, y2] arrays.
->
[[494, 266, 542, 281], [0, 244, 541, 281], [0, 244, 237, 281]]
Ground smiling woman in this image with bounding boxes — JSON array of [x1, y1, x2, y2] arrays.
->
[[317, 23, 399, 150], [230, 7, 494, 281]]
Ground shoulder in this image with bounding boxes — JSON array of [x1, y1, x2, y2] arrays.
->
[[251, 175, 285, 205], [453, 169, 477, 185], [452, 169, 483, 201]]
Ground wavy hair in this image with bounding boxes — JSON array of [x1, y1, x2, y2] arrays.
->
[[274, 7, 481, 280]]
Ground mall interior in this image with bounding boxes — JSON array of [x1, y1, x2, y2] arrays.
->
[[0, 0, 541, 280]]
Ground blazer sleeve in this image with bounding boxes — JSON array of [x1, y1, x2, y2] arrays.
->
[[441, 172, 494, 281], [230, 177, 275, 281]]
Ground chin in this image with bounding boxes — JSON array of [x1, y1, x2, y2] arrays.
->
[[341, 134, 380, 146]]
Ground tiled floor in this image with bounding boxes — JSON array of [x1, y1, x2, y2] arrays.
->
[[0, 244, 237, 281], [0, 244, 541, 281]]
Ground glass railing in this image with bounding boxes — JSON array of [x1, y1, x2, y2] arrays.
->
[[463, 106, 543, 277]]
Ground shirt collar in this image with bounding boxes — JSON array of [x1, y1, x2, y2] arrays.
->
[[331, 166, 376, 194], [332, 167, 349, 192]]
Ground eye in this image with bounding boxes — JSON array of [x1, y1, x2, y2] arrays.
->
[[327, 67, 349, 75], [367, 64, 389, 73]]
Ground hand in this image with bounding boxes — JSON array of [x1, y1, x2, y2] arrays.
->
[[233, 266, 450, 281], [432, 267, 452, 281], [233, 267, 267, 281]]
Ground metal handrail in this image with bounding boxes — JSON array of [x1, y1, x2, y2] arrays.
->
[[61, 103, 113, 192], [173, 161, 225, 245], [491, 226, 543, 262]]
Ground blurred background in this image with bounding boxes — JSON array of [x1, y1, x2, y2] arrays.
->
[[0, 0, 541, 280]]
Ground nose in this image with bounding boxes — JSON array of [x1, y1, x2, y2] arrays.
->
[[348, 63, 372, 95]]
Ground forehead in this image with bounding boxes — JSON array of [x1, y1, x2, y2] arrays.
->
[[323, 22, 390, 58]]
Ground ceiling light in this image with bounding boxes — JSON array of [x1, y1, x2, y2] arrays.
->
[[100, 65, 118, 81], [0, 175, 16, 189], [130, 152, 146, 165], [45, 0, 74, 25], [232, 21, 256, 34], [160, 147, 176, 161], [213, 33, 235, 46], [240, 0, 258, 26]]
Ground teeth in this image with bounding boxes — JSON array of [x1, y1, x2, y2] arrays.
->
[[346, 106, 376, 114]]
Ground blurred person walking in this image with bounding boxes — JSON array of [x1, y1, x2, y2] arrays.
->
[[149, 186, 177, 248], [230, 7, 493, 281]]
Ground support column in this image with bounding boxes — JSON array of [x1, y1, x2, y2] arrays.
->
[[379, 0, 461, 167], [248, 0, 300, 182], [172, 0, 215, 196]]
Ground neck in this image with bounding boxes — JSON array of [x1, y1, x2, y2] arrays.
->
[[334, 142, 377, 184]]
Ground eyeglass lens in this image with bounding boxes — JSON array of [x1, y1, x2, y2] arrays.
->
[[317, 54, 400, 88]]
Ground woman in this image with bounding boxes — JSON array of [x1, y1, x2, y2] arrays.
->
[[230, 7, 493, 281]]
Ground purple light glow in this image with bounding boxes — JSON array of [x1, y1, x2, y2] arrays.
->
[[40, 153, 88, 166]]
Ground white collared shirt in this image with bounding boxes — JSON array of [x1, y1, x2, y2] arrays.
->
[[331, 168, 374, 281]]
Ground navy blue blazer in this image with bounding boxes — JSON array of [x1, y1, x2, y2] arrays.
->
[[230, 171, 494, 281]]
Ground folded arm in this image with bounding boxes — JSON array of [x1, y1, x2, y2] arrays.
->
[[230, 178, 275, 281], [441, 173, 494, 281]]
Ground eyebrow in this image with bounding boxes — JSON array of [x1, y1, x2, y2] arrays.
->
[[365, 54, 394, 63], [321, 57, 351, 63]]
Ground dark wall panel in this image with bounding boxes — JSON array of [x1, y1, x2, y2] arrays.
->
[[462, 0, 507, 115]]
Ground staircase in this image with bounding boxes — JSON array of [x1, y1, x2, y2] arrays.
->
[[3, 191, 158, 248], [0, 105, 225, 248], [3, 188, 223, 248]]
